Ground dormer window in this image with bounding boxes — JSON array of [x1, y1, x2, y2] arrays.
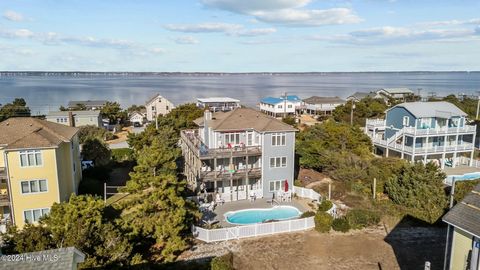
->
[[402, 116, 409, 126]]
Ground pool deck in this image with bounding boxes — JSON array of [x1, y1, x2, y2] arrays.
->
[[203, 198, 309, 228], [443, 166, 480, 176]]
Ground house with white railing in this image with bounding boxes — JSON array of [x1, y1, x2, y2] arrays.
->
[[365, 101, 476, 169], [181, 107, 297, 202]]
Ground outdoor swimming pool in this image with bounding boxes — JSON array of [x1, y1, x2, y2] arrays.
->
[[445, 172, 480, 185], [225, 206, 302, 225]]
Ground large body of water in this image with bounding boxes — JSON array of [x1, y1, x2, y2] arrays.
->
[[0, 72, 479, 115]]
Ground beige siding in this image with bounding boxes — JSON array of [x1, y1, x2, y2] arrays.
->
[[451, 228, 473, 270]]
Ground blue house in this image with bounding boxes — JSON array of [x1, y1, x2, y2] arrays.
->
[[259, 95, 302, 117], [366, 102, 476, 168]]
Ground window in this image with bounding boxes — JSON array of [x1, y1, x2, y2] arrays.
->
[[20, 150, 42, 167], [271, 133, 286, 146], [20, 180, 48, 194], [166, 105, 169, 110], [23, 208, 50, 223], [288, 104, 292, 108], [278, 105, 283, 109], [270, 157, 287, 168], [225, 133, 240, 145], [402, 116, 410, 126], [269, 180, 286, 192]]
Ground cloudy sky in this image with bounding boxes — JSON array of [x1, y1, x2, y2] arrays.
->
[[1, 0, 479, 71]]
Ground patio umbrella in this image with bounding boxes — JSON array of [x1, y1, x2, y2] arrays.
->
[[284, 180, 289, 192]]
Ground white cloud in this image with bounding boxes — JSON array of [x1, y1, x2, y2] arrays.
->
[[235, 28, 276, 37], [174, 36, 200, 44], [312, 25, 478, 45], [417, 18, 480, 27], [0, 26, 164, 56], [3, 10, 24, 22], [202, 0, 361, 27], [251, 8, 362, 26], [164, 23, 243, 33], [165, 22, 276, 37], [202, 0, 310, 13]]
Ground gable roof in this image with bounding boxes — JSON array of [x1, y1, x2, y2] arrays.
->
[[260, 95, 301, 105], [0, 247, 85, 270], [378, 88, 414, 94], [0, 118, 78, 149], [67, 100, 107, 108], [47, 110, 100, 117], [389, 102, 467, 118], [194, 107, 297, 132], [443, 184, 480, 238], [348, 92, 379, 100], [303, 96, 345, 104]]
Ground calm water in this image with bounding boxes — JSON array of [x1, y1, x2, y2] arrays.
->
[[0, 72, 479, 115]]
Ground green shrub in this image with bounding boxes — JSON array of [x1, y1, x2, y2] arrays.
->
[[346, 209, 380, 229], [210, 252, 234, 270], [331, 218, 350, 232], [105, 132, 116, 141], [294, 179, 303, 187], [454, 179, 480, 204], [300, 211, 315, 218], [317, 200, 333, 212], [111, 148, 134, 162], [314, 212, 333, 233]]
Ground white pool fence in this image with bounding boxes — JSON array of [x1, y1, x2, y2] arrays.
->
[[192, 185, 332, 243]]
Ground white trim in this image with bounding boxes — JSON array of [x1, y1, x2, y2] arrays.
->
[[269, 156, 287, 168], [19, 179, 48, 195], [22, 207, 50, 224], [18, 150, 44, 168]]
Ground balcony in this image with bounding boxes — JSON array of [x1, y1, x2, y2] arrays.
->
[[0, 194, 9, 207], [403, 126, 476, 136], [0, 167, 6, 179], [372, 138, 474, 154], [181, 130, 262, 160], [200, 167, 262, 181]]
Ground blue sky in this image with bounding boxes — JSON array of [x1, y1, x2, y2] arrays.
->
[[0, 0, 479, 71]]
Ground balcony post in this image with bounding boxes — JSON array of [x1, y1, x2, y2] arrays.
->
[[245, 155, 249, 200]]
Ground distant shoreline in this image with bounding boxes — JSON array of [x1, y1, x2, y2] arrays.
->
[[0, 71, 479, 77]]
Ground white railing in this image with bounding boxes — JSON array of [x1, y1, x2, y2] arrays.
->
[[403, 125, 476, 136], [366, 118, 386, 128], [192, 216, 315, 243], [293, 186, 321, 201]]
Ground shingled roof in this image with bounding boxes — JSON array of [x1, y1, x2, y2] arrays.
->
[[0, 118, 78, 149], [303, 96, 345, 104], [0, 247, 85, 270], [443, 183, 480, 238], [194, 107, 297, 132]]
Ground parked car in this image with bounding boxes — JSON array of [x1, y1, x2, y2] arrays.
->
[[81, 160, 94, 170]]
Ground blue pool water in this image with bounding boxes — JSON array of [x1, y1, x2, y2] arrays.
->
[[445, 172, 480, 185], [225, 206, 301, 225]]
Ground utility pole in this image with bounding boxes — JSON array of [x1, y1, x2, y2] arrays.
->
[[476, 92, 480, 120], [350, 100, 355, 125]]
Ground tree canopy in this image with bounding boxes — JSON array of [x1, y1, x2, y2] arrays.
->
[[385, 162, 448, 224], [101, 101, 127, 124], [81, 137, 112, 166], [0, 98, 31, 121], [332, 97, 388, 126]]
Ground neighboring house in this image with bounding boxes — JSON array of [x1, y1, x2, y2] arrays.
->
[[443, 184, 480, 270], [46, 110, 102, 128], [0, 247, 85, 270], [259, 95, 302, 117], [302, 96, 346, 115], [145, 94, 175, 122], [180, 108, 297, 202], [365, 102, 476, 169], [196, 97, 241, 112], [67, 100, 107, 110], [0, 118, 82, 230], [129, 111, 145, 125], [346, 91, 384, 102], [376, 87, 414, 101]]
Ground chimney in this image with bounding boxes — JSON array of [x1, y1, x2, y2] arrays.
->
[[204, 109, 212, 121], [68, 111, 75, 127]]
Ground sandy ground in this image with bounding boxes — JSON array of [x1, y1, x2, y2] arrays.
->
[[181, 225, 446, 270]]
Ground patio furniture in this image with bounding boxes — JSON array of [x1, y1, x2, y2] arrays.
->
[[215, 193, 225, 205], [249, 190, 256, 202]]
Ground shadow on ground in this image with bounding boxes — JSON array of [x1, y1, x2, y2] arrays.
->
[[384, 215, 447, 270]]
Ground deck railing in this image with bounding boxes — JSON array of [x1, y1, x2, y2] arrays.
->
[[192, 216, 315, 243]]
